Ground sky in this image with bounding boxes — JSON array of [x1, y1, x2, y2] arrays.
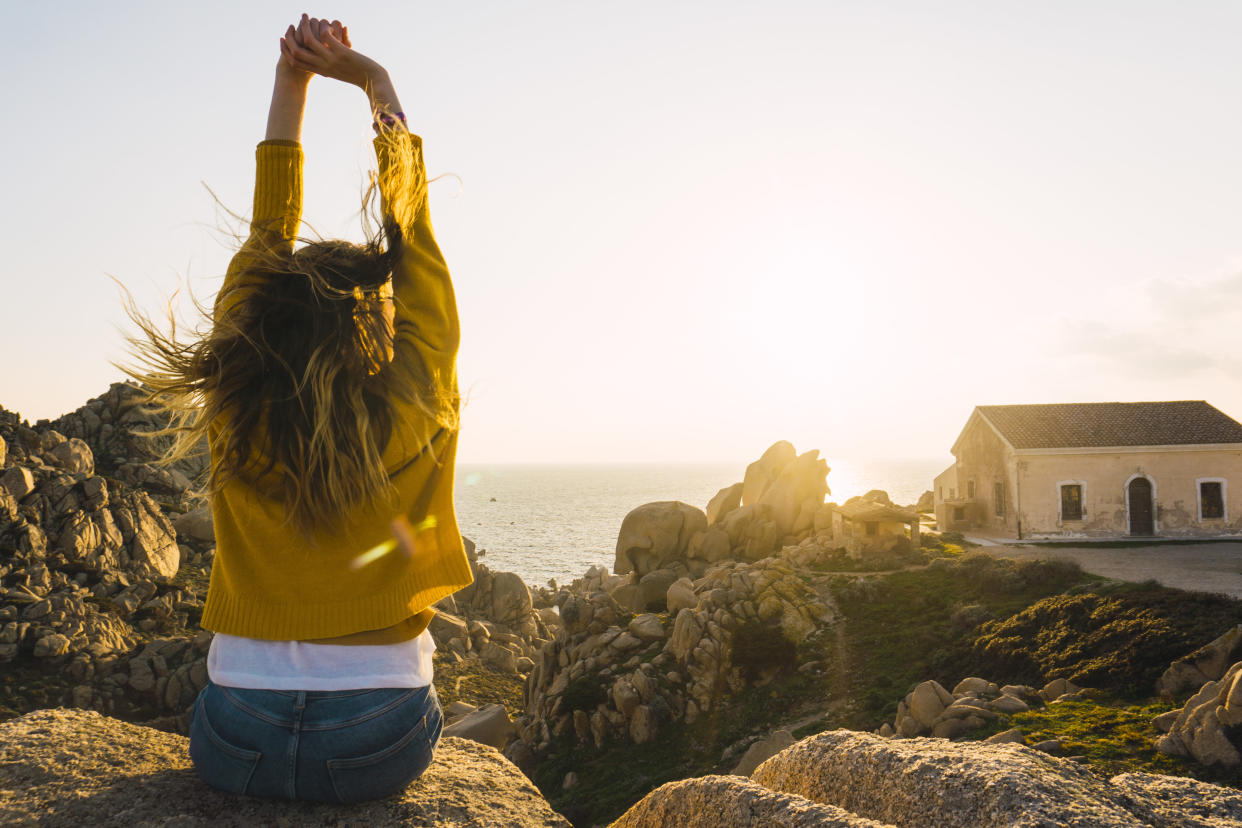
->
[[4, 1, 1242, 465]]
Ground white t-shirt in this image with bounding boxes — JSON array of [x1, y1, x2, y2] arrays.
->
[[207, 628, 435, 690]]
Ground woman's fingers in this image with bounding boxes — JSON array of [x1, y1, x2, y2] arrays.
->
[[284, 27, 324, 69], [296, 14, 319, 49]]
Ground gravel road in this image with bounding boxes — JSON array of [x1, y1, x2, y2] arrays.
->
[[987, 542, 1242, 598]]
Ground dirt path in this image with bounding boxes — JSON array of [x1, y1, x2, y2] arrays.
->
[[760, 573, 858, 737]]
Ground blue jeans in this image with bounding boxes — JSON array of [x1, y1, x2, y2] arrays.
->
[[189, 680, 443, 803]]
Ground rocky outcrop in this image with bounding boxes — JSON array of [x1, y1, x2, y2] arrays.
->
[[1157, 624, 1242, 698], [612, 775, 889, 827], [0, 708, 570, 827], [1155, 659, 1242, 766], [882, 676, 1078, 741], [609, 442, 833, 587], [0, 401, 214, 730], [748, 729, 1242, 828], [517, 552, 832, 757], [48, 382, 208, 495], [614, 730, 1242, 827]]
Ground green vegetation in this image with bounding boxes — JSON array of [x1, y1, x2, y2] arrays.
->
[[537, 720, 713, 826], [830, 552, 1090, 727], [731, 619, 798, 683], [972, 589, 1242, 695], [432, 651, 525, 719], [1005, 696, 1187, 776]]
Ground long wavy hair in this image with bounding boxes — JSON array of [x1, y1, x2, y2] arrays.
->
[[119, 164, 458, 539]]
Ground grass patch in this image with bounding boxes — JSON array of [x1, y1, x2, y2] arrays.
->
[[831, 552, 1089, 728], [433, 651, 525, 719], [972, 588, 1242, 695], [1000, 696, 1190, 777]]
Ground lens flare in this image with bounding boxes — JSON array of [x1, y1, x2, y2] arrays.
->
[[349, 515, 438, 570]]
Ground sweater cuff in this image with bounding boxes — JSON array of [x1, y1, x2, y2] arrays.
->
[[253, 141, 304, 240]]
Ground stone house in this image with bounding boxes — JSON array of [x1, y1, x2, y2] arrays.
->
[[933, 401, 1242, 539], [832, 498, 920, 559]]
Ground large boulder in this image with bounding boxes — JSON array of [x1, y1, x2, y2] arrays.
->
[[741, 441, 797, 506], [753, 729, 1242, 827], [50, 438, 95, 475], [612, 775, 888, 827], [757, 450, 829, 534], [0, 708, 568, 827], [615, 501, 707, 577], [721, 504, 783, 561], [121, 491, 180, 578], [706, 483, 744, 526], [173, 505, 214, 544], [442, 703, 517, 750], [1156, 661, 1242, 766], [732, 729, 796, 777], [491, 571, 534, 629], [1158, 625, 1242, 698]]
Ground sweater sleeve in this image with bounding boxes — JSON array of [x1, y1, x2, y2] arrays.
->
[[373, 130, 460, 396], [215, 140, 304, 316]]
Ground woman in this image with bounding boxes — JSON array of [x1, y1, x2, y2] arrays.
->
[[125, 15, 473, 803]]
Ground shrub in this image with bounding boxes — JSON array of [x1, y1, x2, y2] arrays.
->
[[560, 675, 608, 712], [731, 619, 798, 683]]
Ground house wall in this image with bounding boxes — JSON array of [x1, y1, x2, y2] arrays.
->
[[1016, 449, 1242, 538], [952, 417, 1018, 534], [932, 464, 956, 530]]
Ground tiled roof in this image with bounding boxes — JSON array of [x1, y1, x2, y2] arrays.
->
[[975, 401, 1242, 450]]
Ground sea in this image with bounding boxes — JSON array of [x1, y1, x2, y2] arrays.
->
[[454, 458, 947, 587]]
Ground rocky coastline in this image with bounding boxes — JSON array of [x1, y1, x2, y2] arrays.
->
[[5, 384, 1242, 825]]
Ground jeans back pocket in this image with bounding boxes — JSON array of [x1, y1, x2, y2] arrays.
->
[[326, 712, 436, 804], [189, 694, 263, 796]]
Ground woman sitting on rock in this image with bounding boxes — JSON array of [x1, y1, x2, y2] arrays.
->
[[123, 15, 472, 803]]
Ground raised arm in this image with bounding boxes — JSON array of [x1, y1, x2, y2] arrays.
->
[[215, 22, 325, 316], [284, 23, 460, 393]]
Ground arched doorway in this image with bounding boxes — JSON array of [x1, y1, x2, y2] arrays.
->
[[1128, 477, 1154, 536]]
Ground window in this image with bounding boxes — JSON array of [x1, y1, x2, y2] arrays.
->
[[994, 482, 1004, 516], [953, 507, 964, 521], [967, 480, 975, 499], [1201, 481, 1224, 520], [865, 521, 879, 536], [1061, 484, 1083, 521], [938, 486, 943, 500]]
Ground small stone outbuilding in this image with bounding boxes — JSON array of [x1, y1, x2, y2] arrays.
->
[[934, 400, 1242, 539], [832, 497, 920, 559]]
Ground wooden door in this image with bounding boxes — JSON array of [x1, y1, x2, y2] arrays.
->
[[1129, 478, 1154, 536]]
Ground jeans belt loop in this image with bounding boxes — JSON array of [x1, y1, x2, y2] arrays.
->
[[293, 690, 307, 733]]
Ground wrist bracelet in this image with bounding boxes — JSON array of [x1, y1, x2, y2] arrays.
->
[[372, 111, 407, 133]]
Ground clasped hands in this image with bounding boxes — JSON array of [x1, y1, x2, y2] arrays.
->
[[278, 13, 381, 89]]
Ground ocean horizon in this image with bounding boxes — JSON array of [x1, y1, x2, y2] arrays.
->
[[454, 458, 946, 587]]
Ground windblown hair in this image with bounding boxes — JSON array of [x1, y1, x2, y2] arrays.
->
[[120, 169, 457, 539]]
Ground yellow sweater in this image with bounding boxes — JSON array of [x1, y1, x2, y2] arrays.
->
[[200, 133, 473, 641]]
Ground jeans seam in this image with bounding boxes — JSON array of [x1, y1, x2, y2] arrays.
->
[[220, 686, 295, 728], [300, 687, 421, 732]]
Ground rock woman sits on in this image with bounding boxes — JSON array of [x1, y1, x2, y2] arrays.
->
[[121, 15, 472, 803]]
